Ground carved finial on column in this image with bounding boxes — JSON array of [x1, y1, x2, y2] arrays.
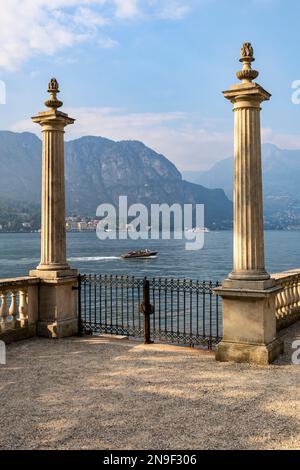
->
[[45, 78, 63, 109], [236, 42, 259, 83]]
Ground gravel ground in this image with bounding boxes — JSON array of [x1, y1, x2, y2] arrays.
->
[[0, 323, 299, 450]]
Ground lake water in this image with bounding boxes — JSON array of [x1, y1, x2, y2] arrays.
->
[[0, 231, 299, 281]]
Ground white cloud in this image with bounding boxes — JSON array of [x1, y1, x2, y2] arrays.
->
[[11, 107, 233, 171], [113, 0, 140, 18], [0, 0, 192, 71], [159, 3, 191, 20], [0, 0, 91, 71], [73, 6, 108, 28], [97, 36, 119, 48]]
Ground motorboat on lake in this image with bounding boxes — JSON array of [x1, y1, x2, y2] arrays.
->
[[121, 249, 158, 259]]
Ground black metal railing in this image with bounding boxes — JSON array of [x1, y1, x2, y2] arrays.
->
[[78, 274, 222, 349]]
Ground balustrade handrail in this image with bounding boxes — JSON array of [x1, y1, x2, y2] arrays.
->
[[271, 268, 300, 282], [0, 276, 39, 288]]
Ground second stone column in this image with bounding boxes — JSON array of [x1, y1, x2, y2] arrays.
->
[[215, 43, 283, 364]]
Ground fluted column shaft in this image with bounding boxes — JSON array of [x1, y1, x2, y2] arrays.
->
[[32, 103, 75, 273], [223, 82, 271, 282], [40, 126, 67, 269], [230, 98, 268, 280]]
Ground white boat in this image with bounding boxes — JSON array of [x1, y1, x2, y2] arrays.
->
[[185, 227, 210, 233]]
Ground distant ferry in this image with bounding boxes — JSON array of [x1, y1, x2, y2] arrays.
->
[[121, 249, 158, 259], [185, 227, 210, 233]]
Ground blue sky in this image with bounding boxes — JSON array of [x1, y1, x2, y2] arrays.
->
[[1, 0, 300, 171]]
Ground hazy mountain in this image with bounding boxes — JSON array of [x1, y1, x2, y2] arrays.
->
[[0, 131, 232, 228], [0, 131, 41, 203], [182, 143, 300, 227]]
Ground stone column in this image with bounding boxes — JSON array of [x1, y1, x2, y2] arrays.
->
[[227, 45, 270, 281], [30, 79, 78, 338], [214, 44, 283, 364]]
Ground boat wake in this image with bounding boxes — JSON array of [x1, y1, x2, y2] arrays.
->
[[122, 255, 158, 260], [68, 256, 120, 262]]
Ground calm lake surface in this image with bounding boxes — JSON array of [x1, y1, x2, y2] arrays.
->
[[0, 231, 299, 281]]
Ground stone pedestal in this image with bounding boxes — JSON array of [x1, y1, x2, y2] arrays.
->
[[30, 79, 78, 338], [215, 43, 283, 364], [36, 277, 78, 338], [215, 279, 283, 365]]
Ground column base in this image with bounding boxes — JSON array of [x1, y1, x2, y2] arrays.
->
[[216, 337, 284, 365], [221, 277, 277, 291], [229, 270, 271, 282], [30, 268, 77, 280]]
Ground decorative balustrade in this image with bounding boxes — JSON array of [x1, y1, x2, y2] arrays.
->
[[1, 269, 299, 343], [0, 277, 39, 342], [272, 269, 300, 330]]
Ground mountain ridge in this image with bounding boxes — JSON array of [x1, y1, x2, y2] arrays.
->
[[0, 131, 232, 229], [182, 143, 300, 228]]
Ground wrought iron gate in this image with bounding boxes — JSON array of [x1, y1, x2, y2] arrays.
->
[[78, 274, 222, 349]]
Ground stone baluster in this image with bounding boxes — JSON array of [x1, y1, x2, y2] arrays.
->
[[275, 288, 283, 319], [292, 280, 298, 311], [287, 281, 292, 314], [0, 291, 9, 330], [19, 289, 28, 327], [9, 290, 20, 329], [297, 277, 300, 309], [287, 281, 291, 313], [288, 281, 294, 314], [283, 282, 290, 316], [284, 282, 289, 316]]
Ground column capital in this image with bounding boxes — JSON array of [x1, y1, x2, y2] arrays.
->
[[223, 82, 271, 107], [31, 78, 75, 128], [32, 109, 75, 129]]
